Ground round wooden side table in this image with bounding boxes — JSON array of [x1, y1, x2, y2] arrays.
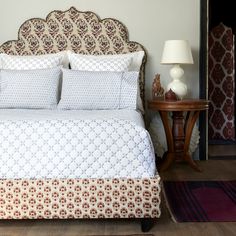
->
[[148, 99, 209, 172]]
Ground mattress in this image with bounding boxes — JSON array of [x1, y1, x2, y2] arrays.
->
[[0, 109, 156, 179]]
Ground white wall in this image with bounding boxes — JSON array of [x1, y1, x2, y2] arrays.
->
[[0, 0, 200, 106]]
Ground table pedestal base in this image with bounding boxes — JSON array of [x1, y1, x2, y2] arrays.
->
[[159, 110, 202, 172], [148, 99, 209, 172]]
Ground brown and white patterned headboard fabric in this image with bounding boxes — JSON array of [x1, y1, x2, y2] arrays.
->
[[0, 6, 147, 103]]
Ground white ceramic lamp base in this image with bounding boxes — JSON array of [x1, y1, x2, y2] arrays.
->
[[167, 64, 187, 99]]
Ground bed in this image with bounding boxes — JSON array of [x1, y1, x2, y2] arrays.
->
[[0, 7, 161, 232]]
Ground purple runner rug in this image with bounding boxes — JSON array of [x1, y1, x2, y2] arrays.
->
[[163, 180, 236, 222]]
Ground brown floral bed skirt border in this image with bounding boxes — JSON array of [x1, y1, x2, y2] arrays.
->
[[0, 175, 161, 219]]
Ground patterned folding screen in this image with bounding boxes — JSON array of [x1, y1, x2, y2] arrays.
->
[[208, 23, 235, 141]]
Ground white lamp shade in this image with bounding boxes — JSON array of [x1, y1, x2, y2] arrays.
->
[[161, 40, 194, 64]]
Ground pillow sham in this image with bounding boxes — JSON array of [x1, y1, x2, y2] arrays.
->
[[67, 50, 145, 72], [58, 69, 139, 110], [67, 50, 145, 112], [0, 52, 67, 70], [67, 51, 132, 72], [0, 67, 61, 109]]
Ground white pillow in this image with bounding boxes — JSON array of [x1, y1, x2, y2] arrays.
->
[[58, 69, 139, 110], [0, 52, 67, 70], [68, 51, 133, 72], [0, 67, 61, 109], [67, 50, 145, 71]]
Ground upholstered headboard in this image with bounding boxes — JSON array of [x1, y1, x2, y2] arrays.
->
[[0, 6, 147, 104]]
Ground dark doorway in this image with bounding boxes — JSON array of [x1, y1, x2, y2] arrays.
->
[[199, 0, 208, 160], [200, 0, 236, 159]]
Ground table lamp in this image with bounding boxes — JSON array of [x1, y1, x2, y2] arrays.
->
[[160, 40, 194, 99]]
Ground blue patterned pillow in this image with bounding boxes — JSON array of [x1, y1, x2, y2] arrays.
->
[[58, 69, 139, 110], [0, 67, 61, 109]]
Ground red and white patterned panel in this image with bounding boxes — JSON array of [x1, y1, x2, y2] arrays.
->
[[208, 23, 235, 141], [0, 176, 161, 219]]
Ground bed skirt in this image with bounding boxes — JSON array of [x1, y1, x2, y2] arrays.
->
[[0, 175, 161, 219]]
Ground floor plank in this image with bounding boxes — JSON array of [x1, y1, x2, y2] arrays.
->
[[208, 144, 236, 159]]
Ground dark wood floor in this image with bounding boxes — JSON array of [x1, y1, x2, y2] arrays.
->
[[208, 144, 236, 159], [0, 160, 235, 236]]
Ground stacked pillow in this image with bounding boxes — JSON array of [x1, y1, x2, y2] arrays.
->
[[0, 52, 65, 109], [0, 50, 145, 111], [0, 67, 61, 109], [67, 50, 144, 72], [0, 52, 66, 70], [58, 69, 139, 110]]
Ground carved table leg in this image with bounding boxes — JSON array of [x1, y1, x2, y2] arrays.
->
[[183, 111, 202, 172], [158, 111, 175, 171], [160, 152, 175, 171]]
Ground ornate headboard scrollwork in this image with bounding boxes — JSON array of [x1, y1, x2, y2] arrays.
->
[[0, 6, 147, 104]]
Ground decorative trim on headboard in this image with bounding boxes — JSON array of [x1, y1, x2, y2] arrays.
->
[[0, 7, 147, 104]]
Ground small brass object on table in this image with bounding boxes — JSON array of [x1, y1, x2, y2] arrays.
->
[[164, 89, 178, 101]]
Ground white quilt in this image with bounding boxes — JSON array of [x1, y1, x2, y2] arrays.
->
[[0, 110, 156, 179]]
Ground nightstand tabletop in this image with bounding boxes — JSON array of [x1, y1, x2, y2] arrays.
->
[[148, 99, 209, 111]]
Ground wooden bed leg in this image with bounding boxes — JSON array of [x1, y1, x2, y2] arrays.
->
[[140, 219, 154, 232]]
